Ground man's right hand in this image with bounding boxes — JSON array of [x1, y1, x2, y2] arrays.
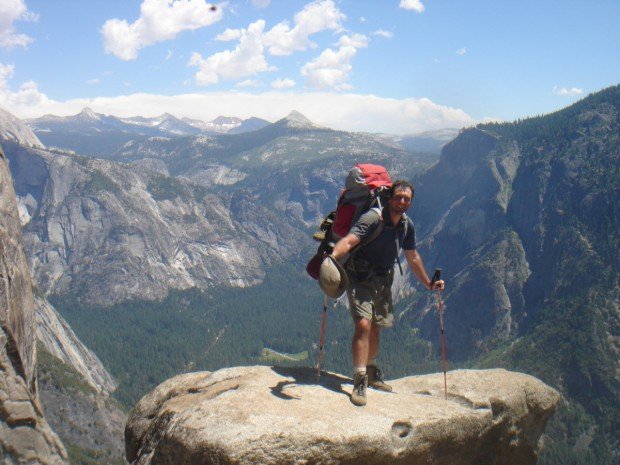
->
[[429, 279, 445, 291]]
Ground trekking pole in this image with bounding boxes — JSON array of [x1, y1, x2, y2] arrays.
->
[[316, 295, 328, 382], [430, 268, 448, 400]]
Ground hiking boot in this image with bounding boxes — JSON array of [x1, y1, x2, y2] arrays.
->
[[367, 365, 392, 392], [351, 373, 368, 406]]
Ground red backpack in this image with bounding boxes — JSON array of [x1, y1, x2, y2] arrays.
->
[[307, 164, 392, 279], [331, 163, 392, 239]]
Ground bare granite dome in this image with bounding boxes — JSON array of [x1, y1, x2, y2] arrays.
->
[[126, 365, 560, 465]]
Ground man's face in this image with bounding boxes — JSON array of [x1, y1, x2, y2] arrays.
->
[[389, 186, 413, 215]]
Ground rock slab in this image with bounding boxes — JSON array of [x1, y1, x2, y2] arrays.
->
[[126, 365, 560, 465], [1, 147, 67, 464]]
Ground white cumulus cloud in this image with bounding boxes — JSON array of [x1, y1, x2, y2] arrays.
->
[[399, 0, 425, 13], [102, 0, 223, 61], [373, 29, 394, 39], [552, 86, 583, 97], [456, 47, 467, 56], [216, 28, 243, 41], [301, 34, 368, 90], [263, 0, 345, 56], [0, 63, 50, 112], [338, 33, 368, 48], [0, 0, 36, 50], [271, 78, 295, 89], [189, 20, 274, 86]]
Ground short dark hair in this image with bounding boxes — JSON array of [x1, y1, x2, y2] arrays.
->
[[390, 179, 415, 197]]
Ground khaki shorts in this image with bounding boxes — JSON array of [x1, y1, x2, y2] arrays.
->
[[346, 271, 394, 328]]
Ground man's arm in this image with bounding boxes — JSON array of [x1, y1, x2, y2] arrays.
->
[[331, 233, 361, 260], [404, 249, 445, 290]]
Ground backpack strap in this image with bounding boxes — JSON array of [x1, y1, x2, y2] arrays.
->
[[349, 207, 384, 256], [394, 213, 409, 276]]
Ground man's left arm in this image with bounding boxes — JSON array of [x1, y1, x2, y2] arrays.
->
[[404, 249, 445, 290]]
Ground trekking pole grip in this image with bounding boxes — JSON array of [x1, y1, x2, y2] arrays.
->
[[430, 268, 441, 290]]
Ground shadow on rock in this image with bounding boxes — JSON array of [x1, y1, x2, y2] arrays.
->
[[270, 366, 352, 401]]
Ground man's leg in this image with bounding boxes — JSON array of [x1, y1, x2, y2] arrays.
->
[[351, 317, 371, 406], [366, 276, 394, 392], [347, 278, 373, 406], [368, 322, 381, 361], [352, 318, 372, 368]]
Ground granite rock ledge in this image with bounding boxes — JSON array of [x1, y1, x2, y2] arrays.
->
[[126, 365, 560, 465]]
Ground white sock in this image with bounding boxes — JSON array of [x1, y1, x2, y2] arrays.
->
[[354, 366, 366, 376]]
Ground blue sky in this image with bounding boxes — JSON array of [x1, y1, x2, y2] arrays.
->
[[1, 0, 618, 134]]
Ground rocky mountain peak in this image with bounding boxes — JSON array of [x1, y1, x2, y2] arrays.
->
[[271, 110, 321, 131], [211, 115, 243, 125], [126, 366, 560, 465], [157, 112, 178, 122], [284, 110, 313, 125], [78, 107, 101, 120], [202, 115, 244, 132]]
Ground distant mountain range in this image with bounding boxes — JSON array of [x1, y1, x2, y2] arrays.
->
[[24, 108, 272, 157], [23, 107, 456, 158], [27, 107, 272, 136]]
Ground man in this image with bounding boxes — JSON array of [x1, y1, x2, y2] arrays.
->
[[330, 180, 445, 406]]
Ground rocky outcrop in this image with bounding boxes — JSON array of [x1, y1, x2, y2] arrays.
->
[[126, 366, 560, 465], [0, 107, 44, 149], [0, 148, 37, 394], [1, 146, 67, 463]]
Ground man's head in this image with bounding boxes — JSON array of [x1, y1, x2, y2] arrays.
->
[[388, 180, 414, 215]]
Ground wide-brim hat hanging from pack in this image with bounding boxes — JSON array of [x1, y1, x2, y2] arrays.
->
[[319, 256, 349, 299]]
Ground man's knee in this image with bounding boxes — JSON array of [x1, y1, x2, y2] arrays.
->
[[354, 317, 372, 336]]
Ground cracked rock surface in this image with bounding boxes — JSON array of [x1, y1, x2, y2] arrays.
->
[[1, 147, 67, 464], [126, 365, 560, 465]]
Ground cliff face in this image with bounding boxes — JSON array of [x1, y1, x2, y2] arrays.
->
[[34, 292, 126, 464], [0, 148, 37, 392], [409, 93, 619, 362], [6, 142, 308, 305], [35, 295, 117, 394], [407, 129, 531, 355], [125, 366, 560, 465], [403, 89, 619, 461], [0, 146, 67, 464]]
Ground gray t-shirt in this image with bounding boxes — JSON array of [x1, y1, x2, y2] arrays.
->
[[349, 207, 416, 272]]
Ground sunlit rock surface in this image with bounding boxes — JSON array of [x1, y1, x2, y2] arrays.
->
[[126, 365, 560, 465]]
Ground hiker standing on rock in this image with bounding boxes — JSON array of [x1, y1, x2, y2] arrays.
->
[[328, 180, 445, 406]]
